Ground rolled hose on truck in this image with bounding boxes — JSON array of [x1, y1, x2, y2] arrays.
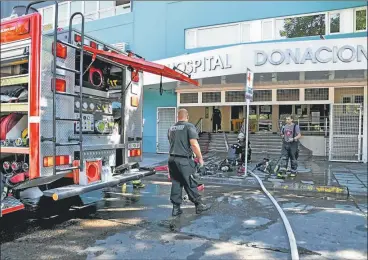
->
[[247, 168, 299, 260]]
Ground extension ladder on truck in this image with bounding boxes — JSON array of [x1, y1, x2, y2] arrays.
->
[[1, 0, 199, 217]]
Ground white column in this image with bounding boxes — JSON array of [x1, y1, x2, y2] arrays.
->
[[329, 87, 335, 103], [221, 90, 226, 105], [198, 91, 202, 104], [300, 88, 305, 101], [363, 85, 368, 163], [272, 89, 277, 102], [177, 92, 181, 108]]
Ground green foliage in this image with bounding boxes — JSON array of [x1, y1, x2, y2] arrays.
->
[[356, 9, 367, 31], [279, 14, 326, 38]]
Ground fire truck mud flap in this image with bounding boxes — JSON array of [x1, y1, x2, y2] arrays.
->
[[1, 196, 25, 217], [42, 168, 156, 201]]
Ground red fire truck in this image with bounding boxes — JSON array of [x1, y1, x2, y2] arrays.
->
[[0, 1, 198, 217]]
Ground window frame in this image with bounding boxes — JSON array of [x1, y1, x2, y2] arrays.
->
[[196, 22, 241, 48], [183, 6, 366, 49], [38, 1, 131, 29], [354, 7, 368, 32], [327, 11, 341, 35], [261, 19, 274, 41], [240, 22, 252, 43]]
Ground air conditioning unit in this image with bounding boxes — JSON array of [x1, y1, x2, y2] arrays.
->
[[111, 42, 128, 52]]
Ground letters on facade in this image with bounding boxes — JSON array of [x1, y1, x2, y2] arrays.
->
[[255, 45, 367, 66], [166, 54, 232, 75]]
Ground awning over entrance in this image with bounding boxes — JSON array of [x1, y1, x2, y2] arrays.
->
[[83, 46, 199, 86]]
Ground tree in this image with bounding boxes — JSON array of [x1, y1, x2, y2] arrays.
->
[[279, 14, 325, 38]]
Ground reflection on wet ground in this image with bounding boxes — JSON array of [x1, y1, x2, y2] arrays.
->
[[1, 181, 367, 260]]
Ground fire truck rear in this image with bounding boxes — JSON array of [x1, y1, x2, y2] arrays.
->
[[0, 1, 198, 217]]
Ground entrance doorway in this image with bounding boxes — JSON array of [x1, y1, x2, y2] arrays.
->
[[259, 105, 272, 131], [156, 107, 176, 153], [231, 106, 244, 132], [212, 106, 222, 132]]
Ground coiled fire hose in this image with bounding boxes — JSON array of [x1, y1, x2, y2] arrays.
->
[[248, 169, 299, 260]]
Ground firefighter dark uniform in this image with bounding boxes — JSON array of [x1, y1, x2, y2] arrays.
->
[[167, 121, 210, 216]]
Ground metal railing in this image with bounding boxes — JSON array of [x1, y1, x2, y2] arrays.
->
[[278, 116, 329, 136], [195, 118, 203, 134]]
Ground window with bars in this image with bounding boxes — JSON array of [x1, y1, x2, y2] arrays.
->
[[225, 91, 245, 102], [202, 92, 221, 103], [305, 88, 329, 101], [355, 95, 364, 104], [253, 90, 272, 102], [180, 93, 198, 104], [277, 89, 299, 101]]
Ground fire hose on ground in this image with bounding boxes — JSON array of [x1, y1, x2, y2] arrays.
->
[[248, 168, 299, 260], [153, 163, 299, 260]]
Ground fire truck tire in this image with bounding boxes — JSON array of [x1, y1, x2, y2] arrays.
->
[[33, 196, 80, 219]]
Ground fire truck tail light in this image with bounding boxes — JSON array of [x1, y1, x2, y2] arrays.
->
[[131, 96, 139, 107], [129, 149, 141, 157], [16, 19, 30, 35], [43, 155, 71, 167], [90, 41, 97, 49], [52, 78, 66, 92], [52, 42, 67, 59], [131, 70, 139, 82]]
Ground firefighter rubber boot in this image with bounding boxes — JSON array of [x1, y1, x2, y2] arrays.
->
[[277, 167, 287, 178], [132, 180, 145, 189], [290, 169, 297, 177], [195, 199, 211, 214], [172, 204, 183, 216]]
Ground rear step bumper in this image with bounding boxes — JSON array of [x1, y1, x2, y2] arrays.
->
[[1, 196, 25, 217], [42, 168, 155, 201]]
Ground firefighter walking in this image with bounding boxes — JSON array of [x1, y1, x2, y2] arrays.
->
[[167, 109, 210, 216]]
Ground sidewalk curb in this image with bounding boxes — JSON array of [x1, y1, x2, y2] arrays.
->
[[151, 172, 355, 199]]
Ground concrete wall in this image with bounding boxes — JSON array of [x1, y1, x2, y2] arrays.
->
[[300, 136, 326, 156]]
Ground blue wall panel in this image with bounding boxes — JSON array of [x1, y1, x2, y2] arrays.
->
[[142, 88, 177, 153]]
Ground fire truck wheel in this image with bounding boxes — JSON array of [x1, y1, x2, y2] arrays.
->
[[34, 196, 79, 219]]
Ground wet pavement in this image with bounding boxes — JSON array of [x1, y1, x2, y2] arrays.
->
[[1, 180, 367, 260], [145, 152, 368, 197]]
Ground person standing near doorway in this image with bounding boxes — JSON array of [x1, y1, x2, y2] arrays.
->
[[212, 107, 222, 132], [279, 115, 301, 177]]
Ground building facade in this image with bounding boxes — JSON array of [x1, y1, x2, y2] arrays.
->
[[1, 1, 367, 162]]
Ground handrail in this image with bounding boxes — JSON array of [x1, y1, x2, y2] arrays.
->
[[223, 132, 229, 152], [194, 118, 203, 134]]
